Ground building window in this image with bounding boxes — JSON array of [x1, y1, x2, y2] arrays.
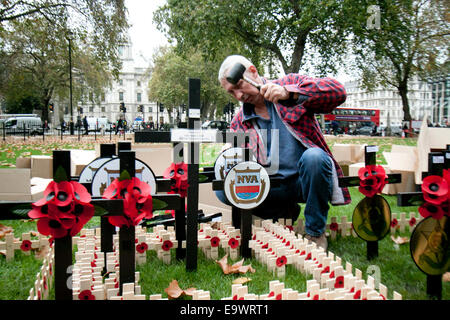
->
[[137, 92, 142, 102], [148, 107, 152, 113], [137, 81, 141, 87], [119, 92, 124, 101], [119, 79, 123, 86]]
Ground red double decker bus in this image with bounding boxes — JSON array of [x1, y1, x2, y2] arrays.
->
[[323, 107, 380, 134]]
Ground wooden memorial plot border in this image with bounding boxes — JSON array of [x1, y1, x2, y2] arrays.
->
[[0, 149, 184, 300], [397, 145, 450, 300], [338, 145, 402, 260]]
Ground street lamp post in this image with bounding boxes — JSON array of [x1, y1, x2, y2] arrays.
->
[[67, 32, 74, 135]]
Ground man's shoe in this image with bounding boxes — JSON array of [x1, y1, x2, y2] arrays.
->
[[304, 233, 328, 251]]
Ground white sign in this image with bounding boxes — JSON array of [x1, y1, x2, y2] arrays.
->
[[214, 147, 256, 180], [366, 145, 379, 153], [91, 158, 157, 197], [170, 129, 217, 143], [224, 161, 270, 210], [79, 157, 114, 183], [188, 108, 200, 118]]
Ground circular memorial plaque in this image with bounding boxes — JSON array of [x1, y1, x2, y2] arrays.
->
[[214, 147, 255, 180], [223, 161, 270, 210], [91, 158, 157, 197], [352, 195, 391, 242], [79, 157, 114, 184], [410, 216, 449, 276]]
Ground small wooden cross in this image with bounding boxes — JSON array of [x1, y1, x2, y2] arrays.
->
[[338, 145, 402, 260]]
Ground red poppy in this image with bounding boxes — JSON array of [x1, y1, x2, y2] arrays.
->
[[321, 266, 330, 274], [330, 222, 339, 232], [71, 181, 91, 204], [78, 290, 96, 300], [102, 179, 121, 199], [419, 202, 445, 220], [358, 165, 377, 180], [33, 181, 57, 206], [334, 276, 344, 288], [422, 175, 448, 197], [353, 290, 361, 300], [358, 165, 387, 197], [127, 177, 151, 203], [358, 176, 380, 198], [162, 240, 173, 251], [20, 240, 32, 252], [276, 256, 287, 267], [423, 192, 447, 206], [409, 217, 417, 227], [36, 214, 75, 239], [70, 203, 95, 236], [228, 237, 239, 249], [210, 236, 220, 247], [108, 215, 133, 228], [136, 242, 148, 254], [164, 162, 189, 198], [391, 218, 398, 228]]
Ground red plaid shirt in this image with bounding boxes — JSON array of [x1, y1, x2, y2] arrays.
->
[[230, 73, 351, 205]]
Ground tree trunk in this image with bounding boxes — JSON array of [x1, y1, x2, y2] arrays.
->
[[398, 84, 412, 122], [286, 31, 308, 74]]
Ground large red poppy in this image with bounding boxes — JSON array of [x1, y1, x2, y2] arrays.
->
[[71, 181, 91, 204], [69, 203, 95, 236], [418, 202, 445, 220], [103, 177, 153, 227], [422, 175, 448, 205], [127, 177, 151, 203], [358, 165, 387, 197], [163, 162, 189, 198], [37, 216, 75, 238]]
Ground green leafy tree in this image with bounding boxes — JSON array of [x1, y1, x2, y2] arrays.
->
[[154, 0, 351, 75], [346, 0, 449, 121], [149, 46, 232, 121], [0, 0, 129, 120]]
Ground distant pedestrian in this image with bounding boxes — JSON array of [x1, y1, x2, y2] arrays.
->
[[83, 116, 89, 135]]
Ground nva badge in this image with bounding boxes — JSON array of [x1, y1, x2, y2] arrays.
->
[[224, 161, 270, 209]]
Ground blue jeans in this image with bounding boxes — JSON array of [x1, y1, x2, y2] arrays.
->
[[216, 148, 333, 237]]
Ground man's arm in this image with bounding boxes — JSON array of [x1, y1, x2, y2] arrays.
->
[[275, 74, 347, 113]]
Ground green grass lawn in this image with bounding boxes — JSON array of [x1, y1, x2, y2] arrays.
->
[[0, 136, 448, 300]]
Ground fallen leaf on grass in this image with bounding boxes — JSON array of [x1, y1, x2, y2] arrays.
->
[[164, 280, 196, 300], [34, 246, 49, 260], [0, 224, 13, 239], [216, 254, 256, 275], [232, 277, 252, 285], [391, 235, 409, 245], [443, 273, 450, 282]]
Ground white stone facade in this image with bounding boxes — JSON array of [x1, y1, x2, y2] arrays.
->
[[342, 79, 434, 128]]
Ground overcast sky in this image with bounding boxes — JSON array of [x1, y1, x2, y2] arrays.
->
[[124, 0, 352, 82], [125, 0, 169, 64]]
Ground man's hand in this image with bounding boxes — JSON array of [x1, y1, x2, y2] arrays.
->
[[260, 83, 289, 104]]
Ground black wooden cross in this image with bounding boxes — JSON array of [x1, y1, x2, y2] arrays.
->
[[0, 149, 184, 299], [338, 145, 402, 260], [397, 145, 450, 300]]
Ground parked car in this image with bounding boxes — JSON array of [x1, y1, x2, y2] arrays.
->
[[201, 120, 229, 131], [353, 126, 375, 136], [4, 116, 43, 135]]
